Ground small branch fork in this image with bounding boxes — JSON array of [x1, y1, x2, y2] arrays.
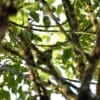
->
[[61, 0, 100, 99]]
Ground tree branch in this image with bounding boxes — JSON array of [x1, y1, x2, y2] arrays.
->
[[9, 21, 95, 34]]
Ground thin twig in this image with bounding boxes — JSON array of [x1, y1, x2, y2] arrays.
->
[[31, 20, 67, 27], [9, 21, 95, 34]]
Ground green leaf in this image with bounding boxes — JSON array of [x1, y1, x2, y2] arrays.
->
[[10, 10, 28, 25], [30, 11, 39, 22], [47, 0, 55, 4], [39, 71, 49, 80], [57, 4, 63, 16], [43, 49, 52, 61], [43, 16, 51, 27], [62, 48, 72, 63], [51, 6, 56, 12], [22, 31, 33, 42], [0, 90, 10, 100], [33, 34, 42, 42], [22, 2, 40, 10], [22, 30, 42, 42], [37, 49, 52, 65]]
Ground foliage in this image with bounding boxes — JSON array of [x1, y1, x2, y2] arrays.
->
[[0, 0, 100, 100]]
